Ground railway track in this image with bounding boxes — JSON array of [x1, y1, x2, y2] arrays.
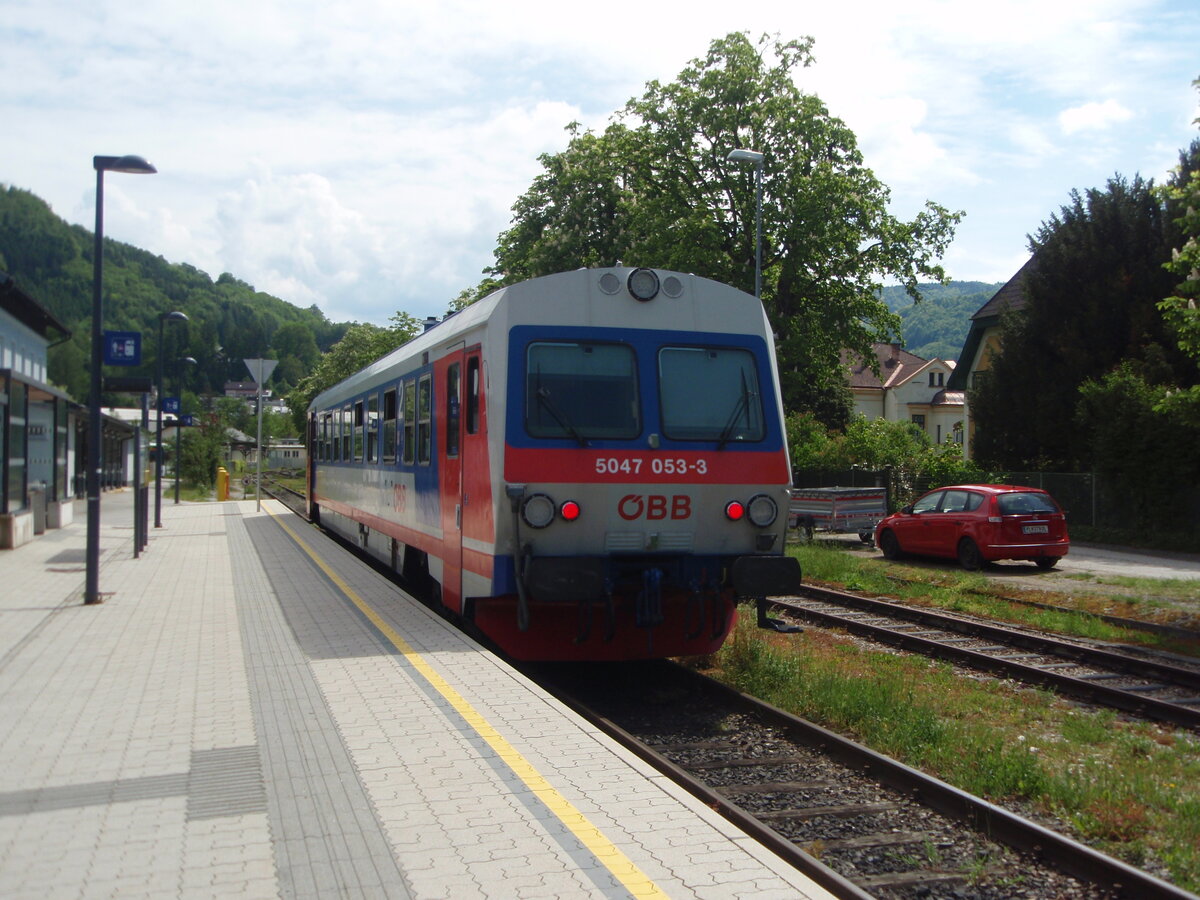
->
[[887, 576, 1200, 642], [530, 660, 1194, 900], [770, 584, 1200, 731], [260, 477, 307, 516]]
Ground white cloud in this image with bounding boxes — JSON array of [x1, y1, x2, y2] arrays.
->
[[1058, 99, 1136, 135], [2, 0, 1198, 327]]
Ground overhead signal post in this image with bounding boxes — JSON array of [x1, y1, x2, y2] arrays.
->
[[174, 357, 197, 503], [244, 359, 278, 511], [155, 311, 188, 527]]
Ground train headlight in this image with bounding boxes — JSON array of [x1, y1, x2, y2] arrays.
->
[[627, 268, 660, 301], [747, 494, 778, 527], [724, 500, 746, 521], [521, 493, 556, 529], [559, 500, 581, 522]]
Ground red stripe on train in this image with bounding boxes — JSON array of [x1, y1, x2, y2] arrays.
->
[[503, 446, 789, 484]]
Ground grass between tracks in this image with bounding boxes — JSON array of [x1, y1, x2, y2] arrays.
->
[[694, 545, 1200, 890]]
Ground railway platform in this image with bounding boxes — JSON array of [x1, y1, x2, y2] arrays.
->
[[0, 489, 835, 899]]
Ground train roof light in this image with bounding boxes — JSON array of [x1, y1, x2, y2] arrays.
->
[[627, 268, 660, 301]]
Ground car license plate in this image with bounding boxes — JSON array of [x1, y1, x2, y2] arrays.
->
[[1023, 524, 1049, 534]]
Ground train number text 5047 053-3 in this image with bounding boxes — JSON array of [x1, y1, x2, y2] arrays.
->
[[594, 457, 708, 477]]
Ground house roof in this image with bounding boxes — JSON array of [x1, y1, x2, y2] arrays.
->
[[843, 343, 939, 391], [946, 255, 1037, 390], [0, 271, 70, 341], [971, 255, 1036, 321], [931, 389, 965, 407]]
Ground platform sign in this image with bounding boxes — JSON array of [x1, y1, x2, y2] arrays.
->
[[162, 397, 181, 415], [181, 414, 195, 427], [104, 331, 141, 366]]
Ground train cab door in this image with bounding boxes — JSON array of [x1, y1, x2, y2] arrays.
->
[[459, 349, 491, 600], [439, 353, 465, 613], [440, 346, 490, 617]]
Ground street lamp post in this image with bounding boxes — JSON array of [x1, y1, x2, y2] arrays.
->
[[155, 311, 188, 528], [174, 356, 196, 504], [87, 154, 156, 606], [727, 148, 764, 299]]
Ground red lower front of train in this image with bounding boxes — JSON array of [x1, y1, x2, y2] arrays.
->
[[471, 589, 737, 661]]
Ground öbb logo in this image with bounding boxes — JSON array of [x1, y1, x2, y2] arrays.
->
[[617, 494, 692, 521]]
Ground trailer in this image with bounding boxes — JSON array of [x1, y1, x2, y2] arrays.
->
[[788, 486, 888, 545]]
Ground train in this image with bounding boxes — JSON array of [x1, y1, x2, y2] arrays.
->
[[305, 267, 801, 661]]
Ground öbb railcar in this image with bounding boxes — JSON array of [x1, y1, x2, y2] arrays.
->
[[306, 267, 800, 660]]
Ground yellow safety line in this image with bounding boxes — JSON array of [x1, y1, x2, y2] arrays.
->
[[263, 504, 668, 899]]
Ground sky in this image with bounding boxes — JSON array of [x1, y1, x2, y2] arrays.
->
[[2, 0, 1198, 327]]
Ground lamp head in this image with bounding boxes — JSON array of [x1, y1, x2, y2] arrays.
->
[[726, 148, 764, 165], [94, 155, 157, 174]]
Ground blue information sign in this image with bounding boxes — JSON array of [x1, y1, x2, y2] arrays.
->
[[181, 414, 195, 427], [163, 397, 181, 415], [104, 331, 141, 366]]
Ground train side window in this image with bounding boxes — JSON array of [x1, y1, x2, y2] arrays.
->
[[367, 394, 379, 463], [402, 380, 415, 465], [353, 401, 364, 462], [382, 388, 397, 462], [342, 405, 352, 460], [446, 363, 461, 458], [322, 413, 332, 461], [417, 374, 432, 464], [466, 356, 480, 435]]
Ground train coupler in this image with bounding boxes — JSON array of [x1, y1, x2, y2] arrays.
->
[[635, 568, 664, 628]]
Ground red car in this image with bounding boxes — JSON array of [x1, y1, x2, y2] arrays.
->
[[874, 484, 1069, 570]]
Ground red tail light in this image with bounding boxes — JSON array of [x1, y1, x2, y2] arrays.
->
[[725, 501, 745, 521]]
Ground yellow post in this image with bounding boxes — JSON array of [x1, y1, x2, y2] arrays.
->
[[217, 466, 229, 502]]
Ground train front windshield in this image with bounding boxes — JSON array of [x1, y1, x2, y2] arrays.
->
[[659, 347, 764, 443], [526, 342, 640, 440], [524, 340, 766, 445]]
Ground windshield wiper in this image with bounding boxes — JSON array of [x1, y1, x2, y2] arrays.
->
[[717, 369, 754, 450], [536, 386, 588, 447]]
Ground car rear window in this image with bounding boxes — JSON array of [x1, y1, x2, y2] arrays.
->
[[997, 492, 1058, 515]]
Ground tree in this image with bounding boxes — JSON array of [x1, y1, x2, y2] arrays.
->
[[179, 412, 227, 489], [1075, 364, 1200, 530], [971, 174, 1192, 469], [286, 312, 421, 431], [1159, 78, 1200, 365], [272, 321, 321, 370], [484, 32, 961, 425]]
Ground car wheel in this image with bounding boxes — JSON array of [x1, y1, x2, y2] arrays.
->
[[1035, 557, 1058, 570], [957, 538, 982, 570], [879, 530, 902, 560]]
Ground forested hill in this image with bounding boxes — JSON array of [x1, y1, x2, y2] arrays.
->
[[0, 186, 353, 402], [881, 281, 1005, 362]]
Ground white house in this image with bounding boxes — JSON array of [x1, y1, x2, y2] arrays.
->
[[843, 343, 965, 445]]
